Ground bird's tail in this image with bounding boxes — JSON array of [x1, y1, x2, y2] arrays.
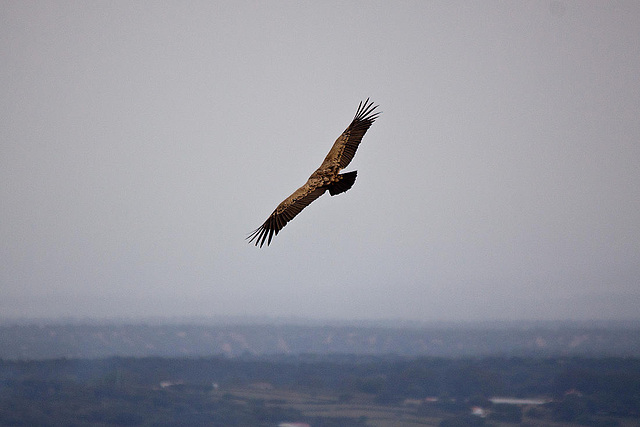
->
[[328, 171, 357, 196]]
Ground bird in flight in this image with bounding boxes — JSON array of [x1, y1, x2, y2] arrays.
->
[[248, 99, 380, 247]]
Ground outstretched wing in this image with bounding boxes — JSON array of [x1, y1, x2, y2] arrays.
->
[[247, 183, 327, 247], [322, 98, 380, 170], [248, 99, 380, 248]]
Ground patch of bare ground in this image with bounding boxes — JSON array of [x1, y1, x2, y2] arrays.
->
[[218, 387, 441, 426], [215, 387, 640, 427]]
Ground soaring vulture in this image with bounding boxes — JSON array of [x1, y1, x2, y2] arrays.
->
[[248, 99, 380, 247]]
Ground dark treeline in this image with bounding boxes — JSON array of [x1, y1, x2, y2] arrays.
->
[[5, 355, 640, 397], [1, 355, 640, 426]]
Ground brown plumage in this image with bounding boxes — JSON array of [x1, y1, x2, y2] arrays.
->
[[248, 99, 380, 247]]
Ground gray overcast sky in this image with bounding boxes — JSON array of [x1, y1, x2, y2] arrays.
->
[[2, 1, 639, 322]]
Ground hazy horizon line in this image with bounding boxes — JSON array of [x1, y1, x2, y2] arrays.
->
[[3, 315, 640, 329]]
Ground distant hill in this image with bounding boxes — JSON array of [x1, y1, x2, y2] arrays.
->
[[1, 319, 640, 359]]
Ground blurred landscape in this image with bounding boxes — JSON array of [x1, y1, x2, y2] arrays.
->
[[2, 318, 640, 359], [2, 319, 640, 426]]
